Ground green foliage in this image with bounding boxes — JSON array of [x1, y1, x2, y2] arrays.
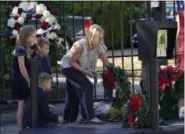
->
[[50, 1, 146, 49], [102, 63, 131, 109], [134, 94, 150, 128], [174, 73, 184, 99], [0, 2, 14, 97], [113, 65, 131, 108], [107, 106, 125, 120], [159, 86, 179, 120], [122, 94, 150, 128], [159, 73, 184, 120]]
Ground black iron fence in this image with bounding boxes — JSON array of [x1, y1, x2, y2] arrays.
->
[[0, 1, 177, 103]]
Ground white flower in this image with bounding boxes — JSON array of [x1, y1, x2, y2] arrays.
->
[[45, 15, 56, 25], [40, 16, 45, 22], [12, 29, 19, 36], [7, 18, 16, 28], [28, 2, 38, 10], [36, 4, 47, 15], [11, 7, 18, 16], [37, 28, 46, 35], [21, 12, 27, 18], [19, 2, 30, 12], [43, 10, 51, 19], [54, 23, 61, 30], [17, 17, 24, 25], [160, 65, 167, 70], [46, 32, 57, 40], [112, 89, 116, 98]]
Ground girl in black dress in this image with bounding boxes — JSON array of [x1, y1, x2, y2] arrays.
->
[[11, 25, 37, 131]]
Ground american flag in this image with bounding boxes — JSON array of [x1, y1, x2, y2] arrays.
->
[[176, 1, 184, 74]]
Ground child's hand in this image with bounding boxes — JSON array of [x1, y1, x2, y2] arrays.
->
[[48, 104, 56, 109], [58, 116, 64, 124]]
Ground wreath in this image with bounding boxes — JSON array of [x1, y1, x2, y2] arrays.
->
[[158, 65, 183, 120], [6, 1, 64, 48], [122, 93, 150, 128], [101, 63, 131, 121]]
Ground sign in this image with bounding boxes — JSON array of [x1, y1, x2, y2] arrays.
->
[[157, 30, 167, 57]]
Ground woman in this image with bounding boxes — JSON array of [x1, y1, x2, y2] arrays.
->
[[61, 24, 110, 123]]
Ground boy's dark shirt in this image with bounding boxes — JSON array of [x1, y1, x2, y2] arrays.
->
[[37, 87, 58, 123], [24, 87, 58, 127], [33, 54, 51, 74]]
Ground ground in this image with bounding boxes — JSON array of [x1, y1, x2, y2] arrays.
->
[[0, 81, 184, 134]]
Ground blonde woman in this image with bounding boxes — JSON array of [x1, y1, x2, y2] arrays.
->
[[61, 24, 110, 124]]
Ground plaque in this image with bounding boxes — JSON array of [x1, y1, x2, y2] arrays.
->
[[157, 30, 167, 57]]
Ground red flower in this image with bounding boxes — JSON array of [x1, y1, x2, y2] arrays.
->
[[35, 14, 43, 19], [14, 22, 21, 31], [129, 94, 142, 112], [103, 68, 116, 89], [158, 65, 180, 91], [41, 21, 48, 29], [14, 16, 19, 20], [128, 93, 142, 127]]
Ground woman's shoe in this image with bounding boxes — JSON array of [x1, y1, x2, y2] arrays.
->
[[88, 117, 105, 124]]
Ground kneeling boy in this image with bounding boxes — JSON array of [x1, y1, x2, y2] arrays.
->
[[24, 73, 63, 127]]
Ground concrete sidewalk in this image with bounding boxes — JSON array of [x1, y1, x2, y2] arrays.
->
[[0, 80, 142, 134]]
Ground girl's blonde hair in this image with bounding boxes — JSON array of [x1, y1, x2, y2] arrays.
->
[[16, 25, 36, 47], [86, 24, 104, 49], [14, 25, 36, 57]]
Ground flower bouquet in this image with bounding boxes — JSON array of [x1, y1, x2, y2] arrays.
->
[[158, 65, 182, 120], [101, 65, 117, 101], [6, 1, 63, 47], [101, 64, 131, 121], [123, 93, 150, 128]]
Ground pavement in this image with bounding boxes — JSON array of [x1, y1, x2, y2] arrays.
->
[[2, 78, 183, 134], [0, 79, 142, 134]]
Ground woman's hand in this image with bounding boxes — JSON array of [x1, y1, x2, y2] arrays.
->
[[85, 70, 99, 78], [85, 70, 95, 78]]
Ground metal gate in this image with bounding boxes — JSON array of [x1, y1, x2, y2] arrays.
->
[[0, 1, 177, 103]]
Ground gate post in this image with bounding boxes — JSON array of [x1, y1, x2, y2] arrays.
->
[[149, 58, 159, 134], [30, 60, 39, 127], [136, 21, 159, 134]]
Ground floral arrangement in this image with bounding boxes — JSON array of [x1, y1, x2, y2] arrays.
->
[[158, 65, 180, 91], [102, 63, 131, 107], [102, 66, 117, 99], [6, 1, 63, 46], [158, 65, 183, 120], [123, 93, 150, 128], [101, 64, 131, 121], [107, 106, 125, 121], [127, 93, 142, 127]]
